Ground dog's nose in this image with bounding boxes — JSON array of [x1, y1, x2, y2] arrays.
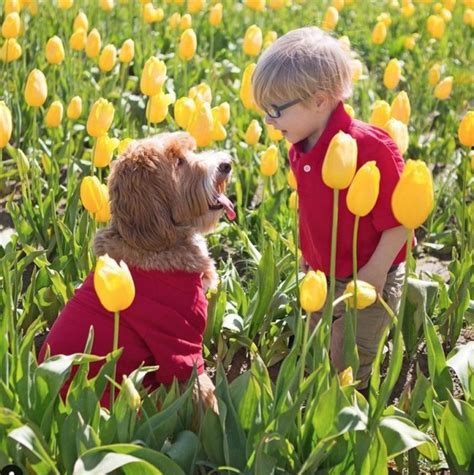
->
[[218, 162, 232, 174]]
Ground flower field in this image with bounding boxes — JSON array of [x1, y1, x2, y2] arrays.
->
[[0, 0, 473, 474]]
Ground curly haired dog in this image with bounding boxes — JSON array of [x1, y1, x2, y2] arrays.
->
[[39, 132, 234, 411]]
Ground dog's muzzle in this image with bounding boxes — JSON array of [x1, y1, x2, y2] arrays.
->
[[208, 160, 235, 220]]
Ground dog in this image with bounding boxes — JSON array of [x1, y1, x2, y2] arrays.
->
[[39, 132, 234, 412]]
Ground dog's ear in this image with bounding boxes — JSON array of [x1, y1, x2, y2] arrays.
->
[[163, 132, 196, 161], [108, 145, 178, 251]]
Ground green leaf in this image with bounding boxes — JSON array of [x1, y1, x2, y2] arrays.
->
[[446, 342, 474, 402], [164, 430, 199, 474]]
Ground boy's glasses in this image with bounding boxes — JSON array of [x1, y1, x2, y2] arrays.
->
[[265, 98, 302, 119]]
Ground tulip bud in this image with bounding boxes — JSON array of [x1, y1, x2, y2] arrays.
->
[[322, 6, 339, 31], [458, 111, 474, 147], [344, 103, 355, 118], [209, 3, 223, 26], [146, 91, 173, 124], [188, 0, 205, 13], [343, 280, 377, 309], [189, 82, 212, 103], [45, 100, 63, 128], [119, 39, 134, 63], [338, 367, 354, 387], [391, 91, 410, 125], [243, 25, 263, 56], [0, 101, 13, 148], [428, 64, 441, 87], [45, 36, 65, 65], [383, 58, 401, 90], [442, 0, 456, 11], [179, 28, 197, 61], [377, 12, 392, 27], [86, 28, 101, 58], [4, 0, 20, 14], [118, 138, 135, 155], [372, 21, 387, 45], [95, 187, 111, 223], [266, 123, 283, 141], [434, 76, 453, 100], [70, 28, 87, 51], [100, 0, 114, 12], [98, 44, 117, 72], [211, 117, 226, 141], [322, 131, 357, 189], [240, 63, 258, 111], [289, 190, 298, 210], [213, 102, 230, 125], [67, 96, 82, 120], [391, 159, 434, 229], [16, 148, 30, 175], [180, 13, 192, 30], [73, 11, 89, 32], [94, 254, 135, 313], [87, 98, 114, 137], [287, 169, 297, 190], [385, 118, 409, 155], [143, 4, 156, 23], [427, 15, 445, 39], [174, 97, 196, 129], [269, 0, 286, 8], [464, 8, 474, 26], [351, 59, 363, 82], [93, 135, 119, 168], [122, 375, 141, 410], [58, 0, 73, 9], [401, 2, 415, 16], [80, 176, 107, 213], [28, 0, 39, 15], [168, 12, 181, 29], [300, 270, 327, 313], [370, 100, 391, 129], [260, 145, 279, 176], [403, 34, 418, 50], [245, 0, 265, 11], [0, 37, 22, 62], [24, 69, 48, 108], [346, 161, 380, 217], [2, 12, 20, 38], [264, 30, 278, 48], [140, 57, 167, 96], [187, 99, 213, 147], [245, 119, 262, 145]]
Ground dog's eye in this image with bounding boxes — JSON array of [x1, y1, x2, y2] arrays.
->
[[176, 157, 185, 167]]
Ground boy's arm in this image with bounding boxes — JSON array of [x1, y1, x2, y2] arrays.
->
[[357, 225, 409, 295]]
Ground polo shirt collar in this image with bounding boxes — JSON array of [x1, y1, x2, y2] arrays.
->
[[293, 101, 352, 157]]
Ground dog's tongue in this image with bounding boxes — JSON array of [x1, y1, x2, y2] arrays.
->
[[217, 193, 236, 220]]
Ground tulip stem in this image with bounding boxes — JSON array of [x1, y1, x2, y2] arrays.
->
[[110, 310, 120, 412], [332, 293, 353, 307], [460, 151, 468, 258]]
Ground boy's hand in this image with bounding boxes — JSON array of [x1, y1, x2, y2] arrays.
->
[[357, 263, 387, 296]]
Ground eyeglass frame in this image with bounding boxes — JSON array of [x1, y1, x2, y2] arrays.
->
[[264, 97, 303, 119]]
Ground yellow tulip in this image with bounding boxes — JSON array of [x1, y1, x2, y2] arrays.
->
[[370, 100, 391, 129], [45, 36, 65, 65], [243, 25, 262, 56], [465, 0, 474, 9], [0, 38, 22, 62], [118, 138, 135, 155], [213, 102, 230, 125], [266, 123, 283, 141], [434, 76, 453, 100], [140, 57, 167, 96], [24, 69, 47, 108], [99, 0, 114, 12], [299, 270, 327, 313], [73, 11, 89, 32], [338, 367, 354, 387], [260, 145, 279, 176], [93, 135, 120, 168], [45, 101, 63, 128], [289, 190, 298, 210], [264, 30, 278, 48], [343, 280, 377, 309], [69, 28, 87, 51], [187, 99, 213, 147], [443, 0, 456, 10], [58, 0, 73, 9], [189, 82, 212, 103], [427, 15, 445, 39], [179, 28, 197, 61], [377, 12, 392, 27], [178, 13, 192, 29], [28, 0, 39, 15], [245, 0, 266, 11], [332, 0, 345, 10], [391, 91, 411, 125], [391, 159, 434, 229], [464, 8, 474, 26], [146, 91, 173, 124], [122, 375, 141, 410], [322, 6, 339, 31], [403, 34, 418, 50], [428, 63, 441, 86], [346, 161, 380, 217], [322, 131, 357, 189], [80, 176, 107, 213], [0, 101, 12, 148], [98, 44, 117, 72], [67, 96, 82, 120], [351, 59, 363, 82], [344, 103, 355, 118], [4, 0, 20, 14], [245, 119, 262, 145], [168, 12, 181, 29], [94, 254, 135, 313], [440, 8, 452, 22], [287, 169, 297, 190], [174, 97, 196, 129], [401, 3, 415, 16], [211, 117, 226, 141], [240, 63, 258, 110], [2, 12, 20, 38], [209, 3, 223, 26], [269, 0, 285, 9], [188, 0, 205, 13], [385, 118, 409, 155], [143, 3, 158, 23], [383, 58, 401, 90], [87, 98, 115, 137], [119, 39, 134, 63], [86, 28, 101, 58], [458, 111, 474, 147], [95, 190, 111, 223], [372, 21, 387, 45]]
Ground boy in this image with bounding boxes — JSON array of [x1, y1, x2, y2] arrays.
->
[[252, 27, 408, 390]]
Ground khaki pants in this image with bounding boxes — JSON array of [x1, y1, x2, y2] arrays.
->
[[311, 264, 406, 389]]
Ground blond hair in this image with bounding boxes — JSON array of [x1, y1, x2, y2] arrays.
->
[[252, 27, 353, 111]]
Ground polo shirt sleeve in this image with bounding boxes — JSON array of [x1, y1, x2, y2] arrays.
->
[[369, 137, 405, 232]]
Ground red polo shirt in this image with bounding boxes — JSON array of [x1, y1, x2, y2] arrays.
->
[[289, 101, 406, 279], [38, 268, 207, 407]]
